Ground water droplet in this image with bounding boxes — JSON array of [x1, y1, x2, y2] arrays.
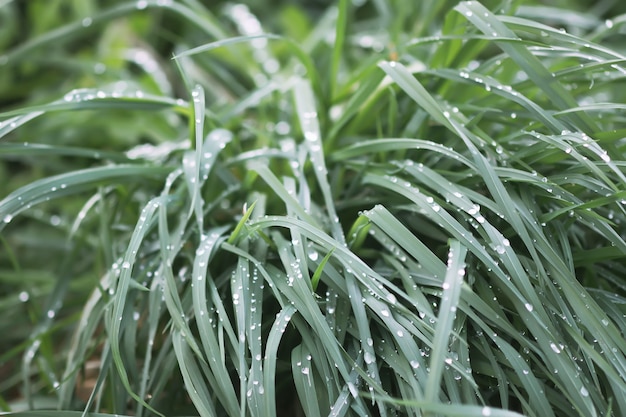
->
[[81, 17, 92, 27], [524, 303, 533, 312], [19, 291, 30, 302], [47, 310, 56, 319], [275, 121, 290, 135], [3, 214, 13, 224], [263, 59, 279, 73], [580, 386, 589, 397], [605, 19, 614, 29], [550, 342, 561, 353], [465, 10, 473, 17], [136, 0, 148, 9], [482, 406, 492, 416], [93, 63, 106, 74]]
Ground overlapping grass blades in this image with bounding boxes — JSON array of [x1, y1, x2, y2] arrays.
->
[[1, 0, 626, 416]]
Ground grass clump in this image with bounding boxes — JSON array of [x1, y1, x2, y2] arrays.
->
[[1, 0, 626, 416]]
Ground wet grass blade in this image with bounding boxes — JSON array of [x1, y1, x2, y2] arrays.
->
[[0, 165, 169, 230], [424, 240, 466, 402]]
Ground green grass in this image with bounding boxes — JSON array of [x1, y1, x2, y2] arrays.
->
[[1, 0, 626, 416]]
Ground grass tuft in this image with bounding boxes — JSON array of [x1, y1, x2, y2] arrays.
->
[[2, 1, 626, 416]]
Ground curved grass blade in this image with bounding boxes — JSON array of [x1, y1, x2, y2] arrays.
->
[[172, 331, 218, 417], [173, 34, 282, 59], [293, 78, 344, 243], [262, 305, 297, 417], [0, 165, 169, 231], [0, 113, 43, 139], [105, 196, 164, 417], [424, 241, 466, 402], [0, 143, 129, 162], [331, 138, 474, 169], [248, 161, 319, 227], [227, 200, 257, 245], [190, 228, 240, 417], [455, 1, 597, 133], [291, 345, 321, 417], [310, 248, 334, 292], [0, 88, 186, 119], [174, 33, 323, 100], [2, 412, 134, 417]]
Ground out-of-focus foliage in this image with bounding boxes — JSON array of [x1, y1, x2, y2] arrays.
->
[[1, 0, 626, 416]]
